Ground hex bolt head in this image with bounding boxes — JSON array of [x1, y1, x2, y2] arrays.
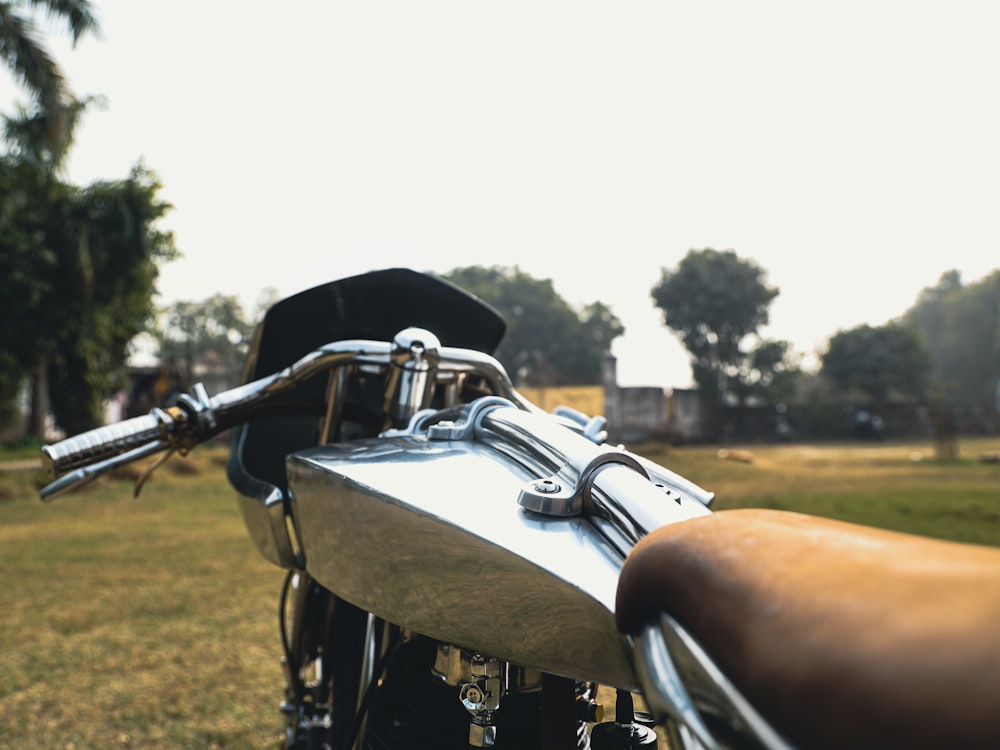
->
[[461, 684, 486, 711], [533, 478, 561, 494]]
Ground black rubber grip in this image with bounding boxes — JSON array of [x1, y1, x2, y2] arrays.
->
[[40, 411, 171, 474]]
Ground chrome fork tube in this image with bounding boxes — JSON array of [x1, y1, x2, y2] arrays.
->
[[320, 364, 353, 443], [353, 612, 380, 750], [382, 328, 442, 429]]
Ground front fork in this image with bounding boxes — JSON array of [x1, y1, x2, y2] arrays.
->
[[280, 570, 370, 750]]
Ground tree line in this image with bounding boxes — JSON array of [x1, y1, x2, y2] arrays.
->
[[128, 257, 1000, 440], [653, 249, 999, 441]]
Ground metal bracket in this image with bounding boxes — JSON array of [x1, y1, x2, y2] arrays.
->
[[517, 451, 650, 517], [426, 397, 515, 441]]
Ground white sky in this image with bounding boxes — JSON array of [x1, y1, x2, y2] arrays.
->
[[5, 1, 999, 387]]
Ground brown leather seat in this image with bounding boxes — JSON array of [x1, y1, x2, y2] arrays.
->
[[615, 509, 1000, 750]]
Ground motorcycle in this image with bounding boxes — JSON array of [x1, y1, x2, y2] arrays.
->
[[40, 268, 1000, 750]]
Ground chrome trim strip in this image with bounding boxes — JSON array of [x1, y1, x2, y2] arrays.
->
[[636, 615, 796, 750]]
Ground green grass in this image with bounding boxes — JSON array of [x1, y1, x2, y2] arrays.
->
[[0, 449, 286, 749], [634, 436, 1000, 546], [0, 435, 46, 461], [1, 437, 999, 748]]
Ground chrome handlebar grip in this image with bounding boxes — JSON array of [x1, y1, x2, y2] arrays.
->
[[40, 408, 177, 474]]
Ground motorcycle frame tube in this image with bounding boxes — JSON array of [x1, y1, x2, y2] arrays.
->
[[634, 616, 795, 750], [475, 407, 711, 544]]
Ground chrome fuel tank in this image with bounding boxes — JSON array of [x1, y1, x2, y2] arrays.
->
[[286, 407, 710, 688]]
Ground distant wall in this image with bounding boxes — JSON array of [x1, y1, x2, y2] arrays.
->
[[602, 355, 708, 443], [514, 357, 710, 444], [604, 384, 666, 443], [517, 386, 604, 417], [664, 387, 710, 442]]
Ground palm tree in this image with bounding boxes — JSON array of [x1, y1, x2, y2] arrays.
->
[[0, 0, 100, 150]]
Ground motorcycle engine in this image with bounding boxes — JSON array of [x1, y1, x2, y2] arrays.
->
[[362, 636, 593, 750]]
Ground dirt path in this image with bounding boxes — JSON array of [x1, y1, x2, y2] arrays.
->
[[0, 459, 42, 472]]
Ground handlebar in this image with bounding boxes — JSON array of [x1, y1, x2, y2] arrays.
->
[[39, 334, 530, 500]]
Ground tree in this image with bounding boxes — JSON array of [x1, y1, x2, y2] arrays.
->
[[156, 294, 258, 384], [651, 249, 795, 431], [905, 269, 1000, 410], [441, 266, 624, 386], [0, 0, 100, 150], [728, 338, 801, 408], [0, 106, 177, 436], [820, 322, 931, 408]]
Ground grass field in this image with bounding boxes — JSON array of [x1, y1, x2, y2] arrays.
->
[[0, 449, 286, 749], [636, 437, 1000, 546], [1, 436, 998, 748]]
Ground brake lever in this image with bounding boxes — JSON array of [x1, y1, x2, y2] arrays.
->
[[39, 440, 170, 501]]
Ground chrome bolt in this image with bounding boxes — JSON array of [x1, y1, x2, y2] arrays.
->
[[461, 683, 486, 711], [533, 478, 561, 494]]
